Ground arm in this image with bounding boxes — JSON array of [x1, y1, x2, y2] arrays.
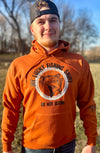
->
[[77, 61, 97, 147], [1, 61, 23, 152]]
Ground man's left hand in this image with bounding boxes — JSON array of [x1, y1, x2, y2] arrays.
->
[[82, 145, 96, 153]]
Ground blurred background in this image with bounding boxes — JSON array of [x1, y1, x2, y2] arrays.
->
[[0, 0, 100, 59], [0, 0, 100, 152]]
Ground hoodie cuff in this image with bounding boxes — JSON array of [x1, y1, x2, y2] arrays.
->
[[3, 143, 11, 152], [87, 137, 97, 146]]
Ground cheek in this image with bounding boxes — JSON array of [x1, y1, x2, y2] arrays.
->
[[54, 23, 60, 32], [33, 27, 43, 40], [55, 25, 60, 36], [35, 26, 43, 35], [32, 27, 38, 36]]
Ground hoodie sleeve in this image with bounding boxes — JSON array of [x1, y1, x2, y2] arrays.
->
[[1, 61, 23, 152], [77, 60, 97, 146]]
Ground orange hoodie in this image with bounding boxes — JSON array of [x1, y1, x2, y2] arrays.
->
[[2, 40, 97, 152]]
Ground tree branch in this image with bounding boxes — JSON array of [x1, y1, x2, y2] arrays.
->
[[15, 0, 26, 18], [12, 0, 15, 13], [1, 0, 11, 16], [0, 10, 17, 31]]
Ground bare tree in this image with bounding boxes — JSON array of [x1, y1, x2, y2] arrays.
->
[[0, 0, 35, 54], [21, 3, 32, 45], [53, 0, 79, 52], [53, 0, 98, 54], [74, 9, 98, 55], [0, 15, 7, 53]]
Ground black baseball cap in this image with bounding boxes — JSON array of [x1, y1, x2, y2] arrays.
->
[[30, 0, 60, 23]]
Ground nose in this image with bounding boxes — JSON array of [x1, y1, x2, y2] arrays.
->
[[45, 21, 52, 30]]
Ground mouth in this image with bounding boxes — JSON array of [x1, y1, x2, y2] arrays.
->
[[43, 32, 55, 36]]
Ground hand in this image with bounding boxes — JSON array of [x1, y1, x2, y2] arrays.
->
[[82, 145, 96, 153], [3, 151, 13, 153]]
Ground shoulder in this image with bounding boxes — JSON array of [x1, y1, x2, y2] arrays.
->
[[13, 54, 30, 64], [10, 54, 32, 68], [63, 51, 89, 68], [65, 51, 86, 60], [7, 54, 32, 76]]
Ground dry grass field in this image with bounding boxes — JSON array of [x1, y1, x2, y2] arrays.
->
[[0, 53, 100, 153]]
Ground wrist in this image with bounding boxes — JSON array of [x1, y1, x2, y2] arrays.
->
[[3, 143, 12, 152]]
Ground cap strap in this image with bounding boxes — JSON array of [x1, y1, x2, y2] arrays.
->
[[40, 9, 59, 18]]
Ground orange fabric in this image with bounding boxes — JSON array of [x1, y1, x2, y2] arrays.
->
[[2, 40, 97, 151]]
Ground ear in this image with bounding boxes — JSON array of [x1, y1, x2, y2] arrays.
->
[[30, 25, 34, 35]]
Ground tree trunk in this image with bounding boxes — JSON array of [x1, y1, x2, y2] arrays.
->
[[81, 42, 84, 56]]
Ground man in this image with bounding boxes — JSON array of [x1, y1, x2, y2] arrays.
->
[[2, 0, 97, 153]]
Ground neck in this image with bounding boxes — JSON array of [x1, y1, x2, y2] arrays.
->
[[44, 44, 59, 53], [37, 41, 59, 53]]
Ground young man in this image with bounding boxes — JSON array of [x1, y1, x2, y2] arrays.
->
[[2, 0, 97, 153]]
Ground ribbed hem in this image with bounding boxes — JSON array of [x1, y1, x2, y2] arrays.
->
[[87, 137, 97, 146], [22, 135, 76, 150], [3, 143, 11, 152]]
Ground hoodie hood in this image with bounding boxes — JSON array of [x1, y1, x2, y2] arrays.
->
[[30, 40, 70, 56]]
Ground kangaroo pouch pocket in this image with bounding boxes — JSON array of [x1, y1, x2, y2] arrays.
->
[[29, 113, 75, 146]]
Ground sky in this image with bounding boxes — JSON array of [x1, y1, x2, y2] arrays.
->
[[63, 0, 100, 30], [56, 0, 100, 48]]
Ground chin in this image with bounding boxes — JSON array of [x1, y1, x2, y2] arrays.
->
[[42, 40, 58, 48]]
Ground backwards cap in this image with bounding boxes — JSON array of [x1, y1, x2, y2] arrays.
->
[[30, 0, 60, 23]]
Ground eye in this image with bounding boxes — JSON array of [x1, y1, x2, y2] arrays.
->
[[50, 18, 58, 23], [38, 21, 45, 25]]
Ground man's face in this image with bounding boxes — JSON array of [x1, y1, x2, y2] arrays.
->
[[31, 10, 60, 49]]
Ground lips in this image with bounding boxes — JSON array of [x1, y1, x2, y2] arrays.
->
[[43, 32, 55, 36]]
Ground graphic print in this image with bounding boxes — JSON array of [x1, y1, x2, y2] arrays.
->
[[35, 67, 69, 100]]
